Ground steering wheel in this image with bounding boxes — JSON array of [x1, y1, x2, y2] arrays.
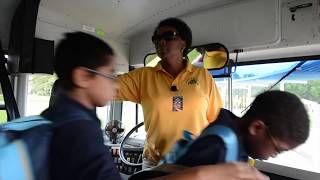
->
[[119, 122, 144, 166]]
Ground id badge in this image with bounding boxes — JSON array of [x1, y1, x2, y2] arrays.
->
[[172, 96, 183, 112]]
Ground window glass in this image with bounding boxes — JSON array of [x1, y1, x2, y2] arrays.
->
[[1, 55, 8, 123], [26, 74, 57, 115], [0, 110, 7, 124], [26, 74, 117, 133], [0, 91, 7, 123], [138, 104, 144, 124], [97, 104, 112, 129], [121, 101, 145, 136], [232, 60, 320, 173], [214, 77, 229, 109]]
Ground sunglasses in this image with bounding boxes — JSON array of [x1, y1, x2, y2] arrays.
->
[[152, 31, 179, 43], [85, 68, 117, 81]]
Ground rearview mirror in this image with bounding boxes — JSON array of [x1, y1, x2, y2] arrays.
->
[[188, 43, 229, 70], [144, 43, 229, 70]]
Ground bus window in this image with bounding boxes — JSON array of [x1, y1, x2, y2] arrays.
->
[[0, 55, 7, 123], [214, 77, 230, 109], [231, 59, 320, 173], [25, 74, 57, 115], [121, 101, 145, 136], [96, 104, 112, 129], [0, 92, 7, 124]]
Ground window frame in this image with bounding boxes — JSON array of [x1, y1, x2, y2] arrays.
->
[[228, 55, 320, 178]]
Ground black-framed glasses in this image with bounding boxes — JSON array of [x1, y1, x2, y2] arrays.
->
[[152, 31, 179, 43], [85, 68, 117, 81], [265, 126, 282, 154]]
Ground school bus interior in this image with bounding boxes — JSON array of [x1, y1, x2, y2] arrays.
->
[[1, 0, 320, 179]]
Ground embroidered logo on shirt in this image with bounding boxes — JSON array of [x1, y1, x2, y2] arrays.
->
[[187, 78, 198, 85]]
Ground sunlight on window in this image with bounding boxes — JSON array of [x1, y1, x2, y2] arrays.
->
[[215, 78, 229, 109], [230, 60, 320, 173], [0, 91, 7, 124], [97, 104, 112, 129], [121, 101, 145, 137], [26, 74, 57, 116]]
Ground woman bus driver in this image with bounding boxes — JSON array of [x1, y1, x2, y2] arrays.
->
[[117, 17, 223, 168]]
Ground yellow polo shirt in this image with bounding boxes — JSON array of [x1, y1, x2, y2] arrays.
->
[[117, 61, 222, 164]]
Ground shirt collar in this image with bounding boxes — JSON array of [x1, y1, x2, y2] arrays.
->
[[154, 60, 195, 73], [43, 93, 99, 123]]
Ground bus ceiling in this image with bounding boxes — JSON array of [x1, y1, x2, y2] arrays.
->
[[1, 0, 320, 69]]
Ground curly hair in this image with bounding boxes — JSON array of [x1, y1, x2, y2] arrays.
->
[[243, 90, 310, 145]]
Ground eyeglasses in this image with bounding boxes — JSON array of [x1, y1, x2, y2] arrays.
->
[[152, 31, 179, 43], [265, 126, 282, 154], [85, 68, 117, 81]]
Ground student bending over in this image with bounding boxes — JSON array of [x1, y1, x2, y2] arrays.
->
[[175, 90, 310, 166]]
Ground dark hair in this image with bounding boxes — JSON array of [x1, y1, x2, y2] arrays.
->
[[153, 17, 192, 57], [54, 32, 114, 90], [243, 90, 310, 145]]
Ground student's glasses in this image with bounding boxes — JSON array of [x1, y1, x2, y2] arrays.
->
[[152, 31, 179, 43], [265, 126, 282, 154], [85, 68, 117, 81]]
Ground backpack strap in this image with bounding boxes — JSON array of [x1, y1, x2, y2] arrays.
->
[[198, 125, 238, 162], [0, 116, 51, 131], [162, 125, 238, 164], [0, 112, 93, 132], [161, 131, 194, 164]]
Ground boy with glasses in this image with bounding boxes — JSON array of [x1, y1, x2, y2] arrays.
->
[[41, 32, 121, 180], [174, 90, 310, 166]]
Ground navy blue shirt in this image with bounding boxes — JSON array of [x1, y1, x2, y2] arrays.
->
[[41, 94, 122, 180], [176, 109, 248, 166]]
